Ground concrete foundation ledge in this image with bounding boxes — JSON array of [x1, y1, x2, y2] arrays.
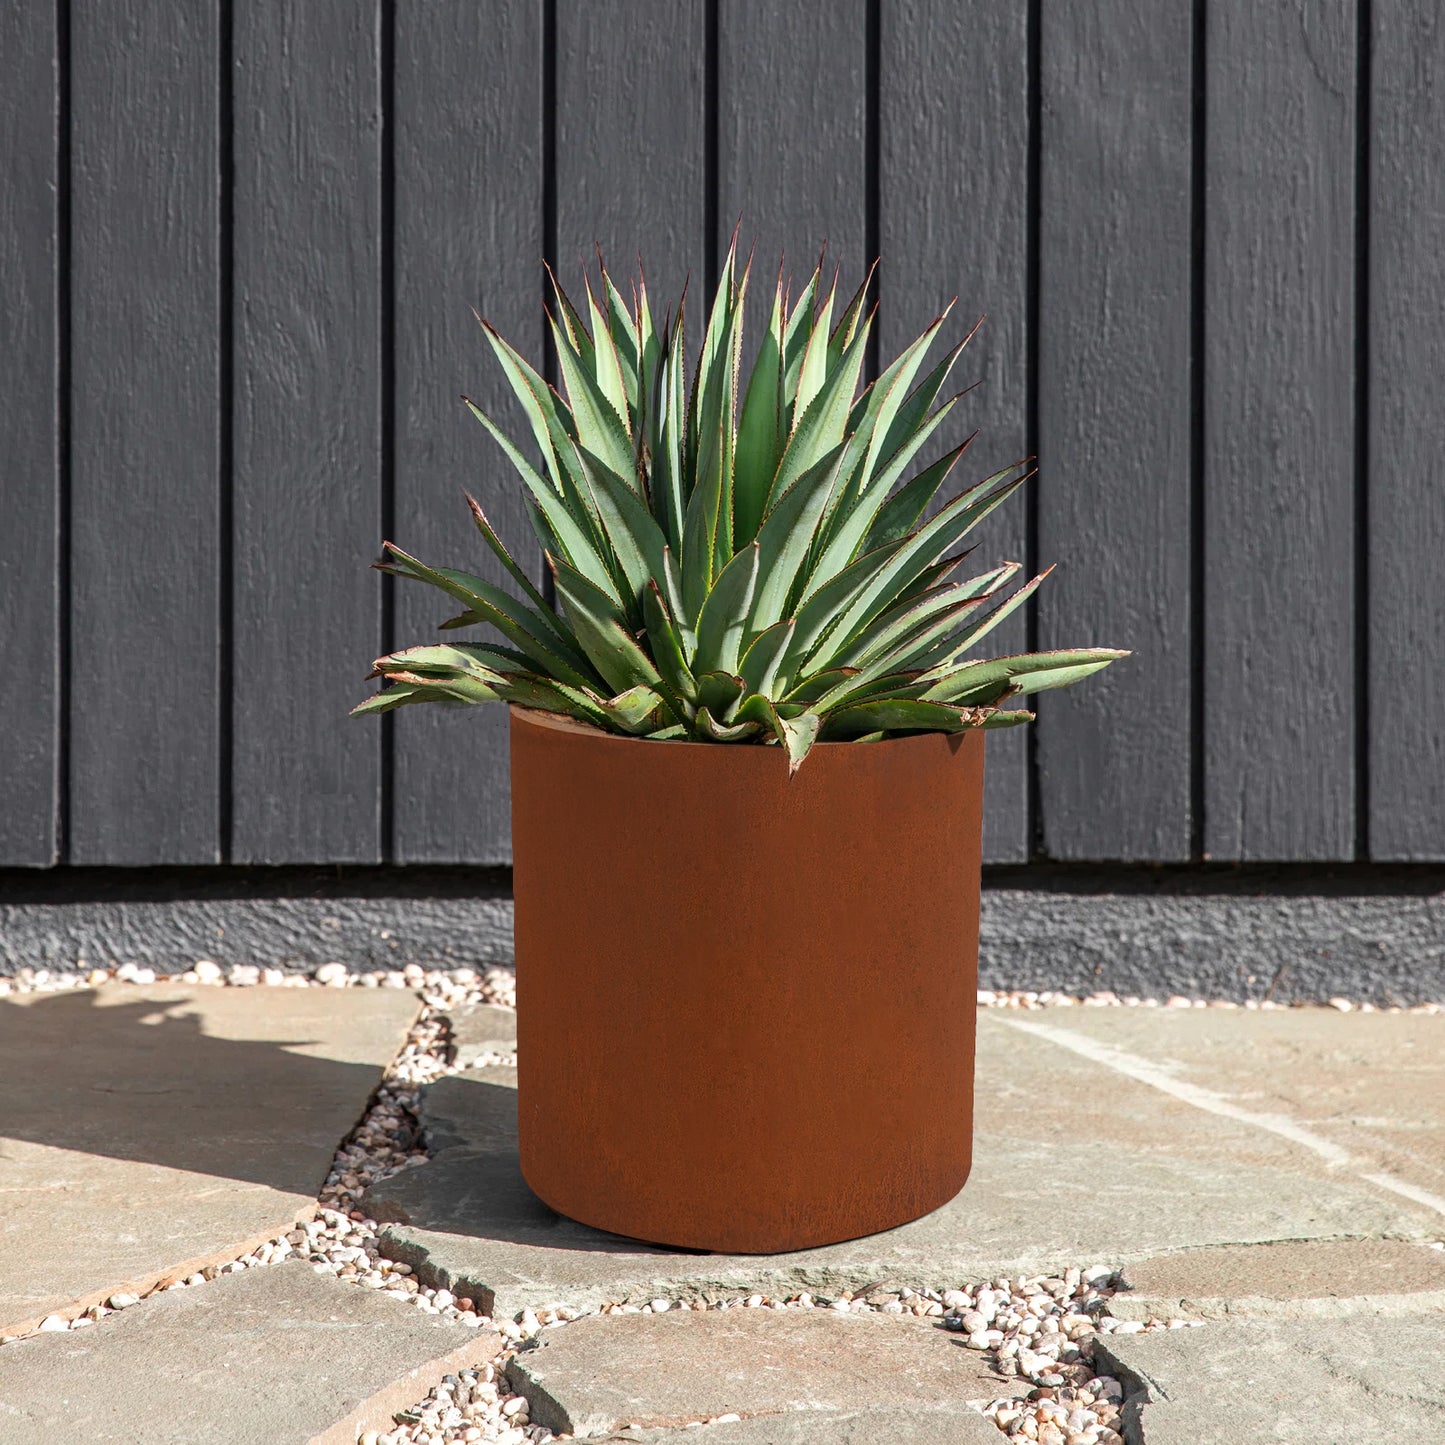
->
[[1, 865, 1442, 1004]]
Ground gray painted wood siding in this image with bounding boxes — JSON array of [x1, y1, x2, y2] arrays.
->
[[0, 4, 61, 867], [881, 0, 1031, 864], [1369, 0, 1445, 861], [1203, 1, 1358, 861], [231, 0, 383, 864], [1036, 0, 1194, 862], [69, 1, 222, 864], [391, 0, 544, 866], [6, 0, 1441, 868]]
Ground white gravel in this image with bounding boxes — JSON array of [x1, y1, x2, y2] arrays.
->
[[977, 987, 1442, 1013], [0, 961, 520, 1003], [3, 963, 1438, 1014], [372, 1270, 1205, 1445]]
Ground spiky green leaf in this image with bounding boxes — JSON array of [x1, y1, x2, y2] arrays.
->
[[693, 541, 760, 677]]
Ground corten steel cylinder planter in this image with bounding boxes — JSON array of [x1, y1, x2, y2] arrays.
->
[[509, 705, 985, 1254]]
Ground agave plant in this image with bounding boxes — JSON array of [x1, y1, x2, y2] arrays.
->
[[354, 241, 1126, 772]]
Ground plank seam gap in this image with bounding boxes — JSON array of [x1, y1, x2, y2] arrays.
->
[[55, 0, 72, 867], [864, 0, 880, 384], [218, 0, 235, 864], [1353, 0, 1372, 862], [540, 0, 557, 609], [1024, 0, 1042, 860], [379, 0, 396, 865], [704, 0, 718, 293], [1188, 0, 1207, 862]]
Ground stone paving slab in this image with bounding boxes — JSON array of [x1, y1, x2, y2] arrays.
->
[[1012, 1006, 1445, 1204], [591, 1404, 1000, 1442], [448, 1004, 516, 1068], [0, 985, 419, 1335], [1093, 1314, 1445, 1444], [0, 1260, 492, 1445], [1108, 1239, 1445, 1321], [507, 1309, 1017, 1440], [366, 1012, 1442, 1317]]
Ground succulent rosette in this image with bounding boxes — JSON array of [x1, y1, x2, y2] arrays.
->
[[356, 241, 1125, 772]]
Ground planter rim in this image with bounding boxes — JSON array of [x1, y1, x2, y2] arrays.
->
[[508, 703, 981, 755]]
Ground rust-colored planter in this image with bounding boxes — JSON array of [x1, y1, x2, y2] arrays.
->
[[509, 706, 984, 1254]]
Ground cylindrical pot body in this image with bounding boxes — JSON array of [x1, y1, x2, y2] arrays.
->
[[509, 706, 984, 1254]]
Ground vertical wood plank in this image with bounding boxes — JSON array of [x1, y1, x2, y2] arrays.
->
[[1203, 1, 1356, 860], [0, 4, 59, 866], [69, 0, 221, 864], [880, 0, 1030, 863], [1035, 0, 1194, 860], [232, 1, 382, 863], [555, 1, 705, 314], [1369, 1, 1445, 859], [718, 0, 868, 308], [391, 0, 543, 864]]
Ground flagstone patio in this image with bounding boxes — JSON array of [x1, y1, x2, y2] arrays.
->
[[0, 978, 1440, 1444], [0, 983, 421, 1337]]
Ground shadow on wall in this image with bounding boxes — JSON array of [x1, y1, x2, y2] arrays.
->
[[0, 990, 389, 1197]]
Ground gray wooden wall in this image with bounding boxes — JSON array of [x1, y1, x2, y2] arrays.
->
[[3, 0, 1442, 870]]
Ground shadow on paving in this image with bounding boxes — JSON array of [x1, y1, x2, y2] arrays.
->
[[0, 990, 387, 1197], [367, 1072, 708, 1259]]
